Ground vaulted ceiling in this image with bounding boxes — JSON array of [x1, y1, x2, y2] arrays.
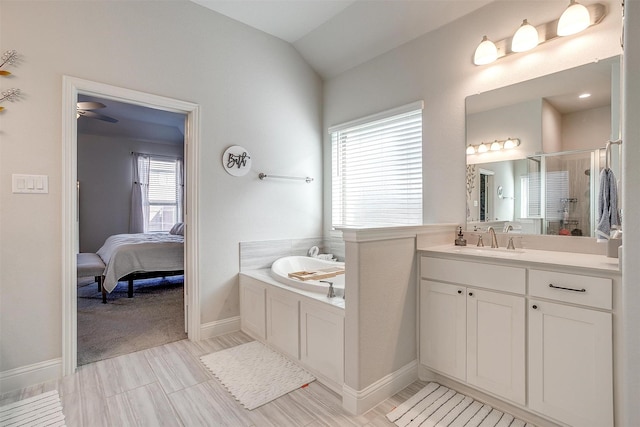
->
[[190, 0, 493, 79]]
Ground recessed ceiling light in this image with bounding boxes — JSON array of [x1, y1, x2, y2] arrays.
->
[[579, 93, 592, 99]]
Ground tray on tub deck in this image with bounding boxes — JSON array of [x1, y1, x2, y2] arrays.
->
[[288, 267, 345, 281]]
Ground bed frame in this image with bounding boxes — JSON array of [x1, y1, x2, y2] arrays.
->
[[100, 270, 184, 304]]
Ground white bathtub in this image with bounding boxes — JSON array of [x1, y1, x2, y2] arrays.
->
[[270, 256, 345, 297]]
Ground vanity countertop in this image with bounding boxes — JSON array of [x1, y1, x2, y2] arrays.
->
[[419, 244, 621, 274]]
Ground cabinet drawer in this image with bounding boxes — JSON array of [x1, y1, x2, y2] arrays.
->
[[421, 257, 525, 294], [529, 269, 612, 310]]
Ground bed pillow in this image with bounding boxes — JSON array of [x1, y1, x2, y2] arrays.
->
[[169, 222, 184, 235]]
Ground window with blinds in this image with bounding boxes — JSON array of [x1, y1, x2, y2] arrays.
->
[[330, 103, 423, 228], [147, 158, 180, 232]]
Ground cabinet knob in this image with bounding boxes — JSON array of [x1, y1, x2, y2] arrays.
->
[[457, 290, 463, 294], [468, 292, 474, 297], [532, 304, 538, 310]]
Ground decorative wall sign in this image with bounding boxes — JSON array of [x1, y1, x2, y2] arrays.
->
[[222, 145, 252, 177]]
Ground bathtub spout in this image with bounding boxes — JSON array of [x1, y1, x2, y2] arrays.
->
[[321, 280, 335, 298]]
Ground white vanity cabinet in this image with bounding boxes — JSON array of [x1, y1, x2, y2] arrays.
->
[[420, 257, 526, 405], [420, 280, 466, 381], [528, 269, 613, 427], [419, 252, 617, 427]]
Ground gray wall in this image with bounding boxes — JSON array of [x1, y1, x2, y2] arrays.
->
[[77, 135, 184, 253], [0, 0, 323, 374]]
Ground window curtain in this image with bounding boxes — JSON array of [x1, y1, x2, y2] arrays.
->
[[176, 158, 184, 223], [129, 153, 150, 233]]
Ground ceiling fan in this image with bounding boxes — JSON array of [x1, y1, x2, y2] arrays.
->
[[77, 101, 118, 123]]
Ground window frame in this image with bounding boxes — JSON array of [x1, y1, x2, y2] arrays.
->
[[329, 101, 424, 229]]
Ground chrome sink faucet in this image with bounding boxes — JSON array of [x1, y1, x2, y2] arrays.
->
[[487, 226, 499, 248]]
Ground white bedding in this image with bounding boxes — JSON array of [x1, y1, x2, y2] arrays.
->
[[96, 233, 184, 293]]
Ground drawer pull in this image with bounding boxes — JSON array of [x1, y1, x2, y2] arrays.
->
[[549, 283, 586, 293]]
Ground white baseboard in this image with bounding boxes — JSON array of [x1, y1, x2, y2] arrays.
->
[[0, 358, 62, 394], [342, 359, 418, 415], [200, 316, 241, 340]]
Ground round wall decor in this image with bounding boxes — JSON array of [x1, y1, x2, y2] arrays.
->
[[222, 145, 251, 177]]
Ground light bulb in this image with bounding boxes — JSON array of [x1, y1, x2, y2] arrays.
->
[[503, 138, 520, 149], [477, 143, 488, 153], [557, 0, 590, 36], [512, 19, 539, 52], [473, 36, 498, 66], [490, 141, 502, 151], [466, 145, 476, 155]]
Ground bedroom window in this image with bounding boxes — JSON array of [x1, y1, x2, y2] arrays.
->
[[330, 101, 423, 228], [131, 153, 184, 233], [147, 158, 182, 232]]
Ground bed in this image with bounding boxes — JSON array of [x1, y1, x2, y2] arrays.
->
[[96, 230, 184, 303]]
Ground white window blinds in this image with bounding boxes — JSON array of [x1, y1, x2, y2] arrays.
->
[[330, 102, 423, 228]]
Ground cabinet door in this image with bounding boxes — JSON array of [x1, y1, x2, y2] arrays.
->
[[266, 289, 299, 359], [419, 280, 466, 381], [529, 300, 613, 427], [300, 301, 344, 385], [466, 289, 525, 405], [239, 277, 266, 340]]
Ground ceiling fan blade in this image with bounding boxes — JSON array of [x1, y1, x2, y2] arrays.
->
[[77, 101, 106, 110], [78, 110, 119, 123]]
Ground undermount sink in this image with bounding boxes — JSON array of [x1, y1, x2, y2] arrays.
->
[[453, 246, 525, 257]]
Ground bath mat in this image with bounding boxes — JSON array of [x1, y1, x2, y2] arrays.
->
[[200, 340, 315, 410], [0, 390, 66, 426], [386, 382, 535, 427]]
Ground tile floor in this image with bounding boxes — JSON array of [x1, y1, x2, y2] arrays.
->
[[0, 331, 425, 426]]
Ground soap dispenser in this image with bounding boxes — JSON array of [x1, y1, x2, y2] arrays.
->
[[455, 227, 467, 246]]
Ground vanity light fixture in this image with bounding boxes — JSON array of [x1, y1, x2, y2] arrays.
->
[[473, 36, 498, 66], [503, 138, 520, 149], [579, 93, 592, 99], [557, 0, 591, 36], [467, 138, 521, 155], [473, 2, 605, 65], [511, 19, 539, 52]]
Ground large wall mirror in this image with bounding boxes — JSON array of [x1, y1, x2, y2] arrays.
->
[[465, 55, 621, 237]]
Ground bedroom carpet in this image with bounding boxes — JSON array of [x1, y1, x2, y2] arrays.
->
[[77, 275, 186, 366]]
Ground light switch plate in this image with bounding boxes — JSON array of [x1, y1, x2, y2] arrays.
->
[[12, 174, 49, 194]]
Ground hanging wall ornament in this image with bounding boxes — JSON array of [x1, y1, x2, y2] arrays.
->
[[0, 50, 19, 76], [222, 145, 252, 177]]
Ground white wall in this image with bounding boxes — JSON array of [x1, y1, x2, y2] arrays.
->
[[77, 135, 184, 253], [0, 0, 322, 375], [324, 0, 622, 393], [466, 99, 542, 165], [323, 0, 622, 232], [622, 1, 640, 425], [562, 105, 611, 151]]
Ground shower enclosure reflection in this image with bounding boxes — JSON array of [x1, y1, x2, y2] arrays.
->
[[468, 150, 603, 236]]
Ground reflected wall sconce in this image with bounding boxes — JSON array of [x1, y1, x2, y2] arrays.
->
[[473, 2, 605, 66], [466, 138, 520, 155]]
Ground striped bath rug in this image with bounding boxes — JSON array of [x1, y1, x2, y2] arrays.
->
[[0, 390, 66, 426], [386, 382, 534, 427], [200, 341, 315, 410]]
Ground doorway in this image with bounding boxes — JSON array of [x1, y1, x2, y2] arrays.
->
[[76, 94, 187, 365], [61, 76, 201, 375]]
